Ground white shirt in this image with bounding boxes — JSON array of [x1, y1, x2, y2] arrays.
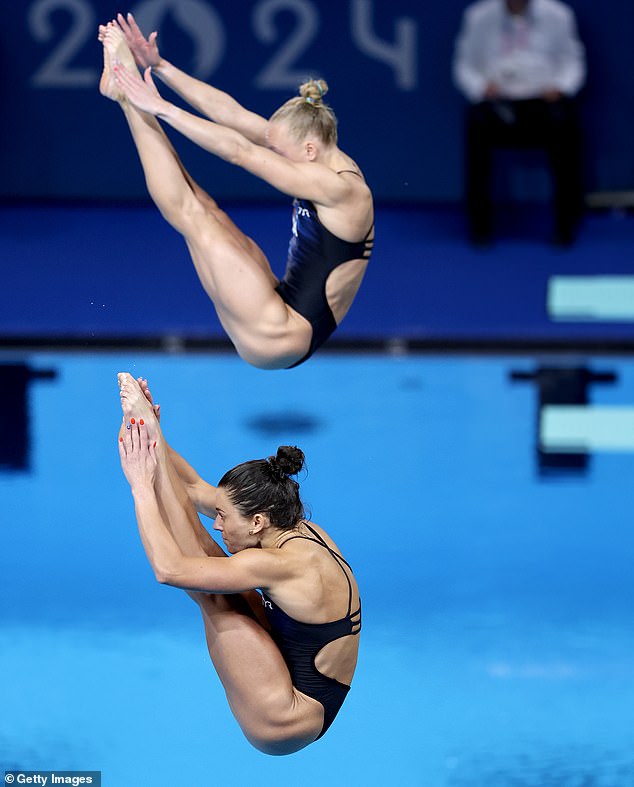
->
[[453, 0, 586, 102]]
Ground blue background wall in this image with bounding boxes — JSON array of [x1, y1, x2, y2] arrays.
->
[[2, 0, 633, 203]]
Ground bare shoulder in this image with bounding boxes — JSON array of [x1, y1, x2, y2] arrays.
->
[[229, 545, 299, 589], [264, 521, 348, 567], [314, 178, 373, 242], [338, 169, 373, 204], [301, 520, 349, 561], [333, 155, 371, 190]]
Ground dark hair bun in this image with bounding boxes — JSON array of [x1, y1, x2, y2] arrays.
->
[[275, 445, 305, 476]]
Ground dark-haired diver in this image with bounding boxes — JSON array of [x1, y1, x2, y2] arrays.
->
[[117, 373, 361, 754], [99, 16, 373, 369]]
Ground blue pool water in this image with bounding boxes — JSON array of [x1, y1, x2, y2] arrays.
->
[[1, 353, 634, 786]]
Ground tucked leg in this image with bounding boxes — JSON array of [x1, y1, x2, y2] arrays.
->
[[194, 591, 324, 754]]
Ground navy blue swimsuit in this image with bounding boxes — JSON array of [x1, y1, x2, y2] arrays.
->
[[275, 171, 374, 367], [261, 523, 361, 738]]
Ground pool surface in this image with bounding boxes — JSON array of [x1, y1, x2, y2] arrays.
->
[[1, 353, 634, 786]]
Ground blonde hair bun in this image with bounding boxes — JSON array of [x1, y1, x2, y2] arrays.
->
[[269, 79, 337, 145], [299, 79, 329, 106]]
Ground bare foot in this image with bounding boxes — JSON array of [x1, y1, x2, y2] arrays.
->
[[137, 377, 161, 421], [104, 22, 137, 70], [118, 373, 160, 440], [100, 22, 138, 101], [99, 24, 122, 101]]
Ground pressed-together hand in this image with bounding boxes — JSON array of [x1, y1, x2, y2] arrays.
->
[[119, 418, 158, 491], [116, 12, 160, 70], [114, 64, 167, 115]]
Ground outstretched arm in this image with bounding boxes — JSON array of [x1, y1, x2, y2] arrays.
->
[[119, 420, 183, 581], [116, 414, 214, 557], [165, 445, 219, 519], [154, 61, 269, 145], [116, 12, 269, 145], [120, 419, 218, 581], [120, 420, 291, 593], [114, 65, 355, 204]]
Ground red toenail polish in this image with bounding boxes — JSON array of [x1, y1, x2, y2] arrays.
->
[[140, 419, 144, 426], [153, 441, 157, 448], [130, 418, 135, 424], [119, 437, 123, 442]]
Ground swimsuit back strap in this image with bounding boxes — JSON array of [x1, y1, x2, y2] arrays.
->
[[302, 523, 354, 616], [280, 523, 355, 616], [302, 523, 353, 568], [335, 171, 374, 241]]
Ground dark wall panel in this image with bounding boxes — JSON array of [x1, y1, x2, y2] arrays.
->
[[1, 0, 632, 202]]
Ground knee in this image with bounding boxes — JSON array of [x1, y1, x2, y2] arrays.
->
[[179, 192, 212, 227], [194, 190, 221, 214], [160, 181, 227, 235], [155, 190, 206, 235]]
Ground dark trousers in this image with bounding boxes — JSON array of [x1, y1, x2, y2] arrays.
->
[[465, 97, 584, 242]]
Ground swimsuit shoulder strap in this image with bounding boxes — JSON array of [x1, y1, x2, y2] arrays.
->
[[279, 523, 355, 616]]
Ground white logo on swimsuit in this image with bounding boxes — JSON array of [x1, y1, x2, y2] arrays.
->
[[292, 204, 310, 237], [262, 599, 273, 610]]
